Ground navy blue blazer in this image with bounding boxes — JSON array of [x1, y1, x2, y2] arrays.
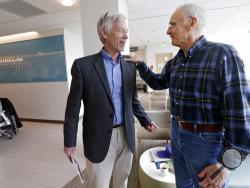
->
[[64, 52, 151, 163]]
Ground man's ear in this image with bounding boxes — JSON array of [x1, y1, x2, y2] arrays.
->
[[188, 16, 197, 29], [101, 30, 108, 40]]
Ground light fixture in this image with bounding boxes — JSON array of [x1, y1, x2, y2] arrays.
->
[[0, 31, 39, 44], [60, 0, 76, 7]]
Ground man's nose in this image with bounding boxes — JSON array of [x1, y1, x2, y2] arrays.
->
[[166, 27, 171, 35], [123, 33, 128, 39]]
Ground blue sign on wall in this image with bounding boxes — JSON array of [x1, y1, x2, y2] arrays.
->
[[0, 35, 67, 83]]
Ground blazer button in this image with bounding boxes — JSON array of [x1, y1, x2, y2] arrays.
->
[[108, 129, 112, 133], [109, 113, 113, 117]]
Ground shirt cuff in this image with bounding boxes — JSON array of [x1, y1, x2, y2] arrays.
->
[[136, 61, 147, 71]]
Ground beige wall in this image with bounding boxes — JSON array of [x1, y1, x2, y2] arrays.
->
[[0, 30, 83, 121], [155, 53, 173, 73]]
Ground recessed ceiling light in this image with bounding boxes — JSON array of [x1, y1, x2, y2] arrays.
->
[[60, 0, 76, 7]]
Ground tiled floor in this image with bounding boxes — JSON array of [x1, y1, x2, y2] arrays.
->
[[0, 122, 84, 188], [1, 92, 249, 188], [137, 89, 250, 188]]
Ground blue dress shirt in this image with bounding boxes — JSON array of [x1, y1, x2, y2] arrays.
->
[[101, 49, 124, 125]]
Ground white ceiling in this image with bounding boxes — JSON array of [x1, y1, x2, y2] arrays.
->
[[128, 0, 250, 46], [1, 0, 250, 47], [0, 0, 81, 37]]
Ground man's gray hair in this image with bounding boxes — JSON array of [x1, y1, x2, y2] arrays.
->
[[177, 3, 206, 33], [97, 12, 126, 44]]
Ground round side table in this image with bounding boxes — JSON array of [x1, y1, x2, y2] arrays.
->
[[139, 147, 176, 188]]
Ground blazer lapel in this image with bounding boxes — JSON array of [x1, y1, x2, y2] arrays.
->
[[93, 53, 114, 108], [121, 58, 129, 101]]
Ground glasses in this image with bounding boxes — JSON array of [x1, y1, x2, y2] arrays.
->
[[103, 12, 109, 20], [99, 12, 109, 26], [168, 16, 192, 29], [116, 28, 128, 36], [103, 12, 109, 19], [101, 12, 128, 36], [185, 16, 192, 22]]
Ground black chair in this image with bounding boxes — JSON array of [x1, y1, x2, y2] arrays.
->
[[0, 98, 22, 139], [0, 111, 15, 139]]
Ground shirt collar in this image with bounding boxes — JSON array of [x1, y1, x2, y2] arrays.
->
[[101, 48, 122, 64], [176, 35, 207, 59]]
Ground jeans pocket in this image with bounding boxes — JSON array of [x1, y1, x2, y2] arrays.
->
[[198, 131, 224, 144]]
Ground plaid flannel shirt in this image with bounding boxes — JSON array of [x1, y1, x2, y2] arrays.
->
[[137, 36, 250, 153]]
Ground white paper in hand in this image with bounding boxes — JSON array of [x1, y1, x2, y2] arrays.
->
[[71, 155, 84, 184]]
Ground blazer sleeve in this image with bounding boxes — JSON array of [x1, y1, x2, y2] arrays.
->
[[136, 61, 171, 90], [64, 60, 83, 147], [132, 68, 151, 128]]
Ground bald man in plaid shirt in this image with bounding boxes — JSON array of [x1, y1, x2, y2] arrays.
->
[[127, 3, 250, 188]]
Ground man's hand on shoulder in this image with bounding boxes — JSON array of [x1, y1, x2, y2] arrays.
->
[[124, 54, 143, 65], [145, 122, 158, 132]]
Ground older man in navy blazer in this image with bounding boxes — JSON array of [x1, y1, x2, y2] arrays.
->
[[63, 12, 157, 188]]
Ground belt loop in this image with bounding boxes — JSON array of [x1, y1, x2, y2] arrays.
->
[[194, 124, 197, 133], [176, 116, 181, 126]]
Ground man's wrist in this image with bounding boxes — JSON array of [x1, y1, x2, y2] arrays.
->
[[136, 61, 147, 72], [136, 61, 144, 68], [136, 60, 143, 65]]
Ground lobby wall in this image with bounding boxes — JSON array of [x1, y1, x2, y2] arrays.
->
[[0, 30, 83, 121]]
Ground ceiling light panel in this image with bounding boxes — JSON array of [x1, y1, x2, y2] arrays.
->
[[0, 0, 46, 18]]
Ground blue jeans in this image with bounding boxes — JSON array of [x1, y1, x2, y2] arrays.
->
[[171, 117, 227, 188]]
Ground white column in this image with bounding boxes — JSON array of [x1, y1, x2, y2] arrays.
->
[[80, 0, 129, 56]]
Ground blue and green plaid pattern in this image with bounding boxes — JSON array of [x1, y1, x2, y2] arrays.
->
[[137, 36, 250, 153]]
